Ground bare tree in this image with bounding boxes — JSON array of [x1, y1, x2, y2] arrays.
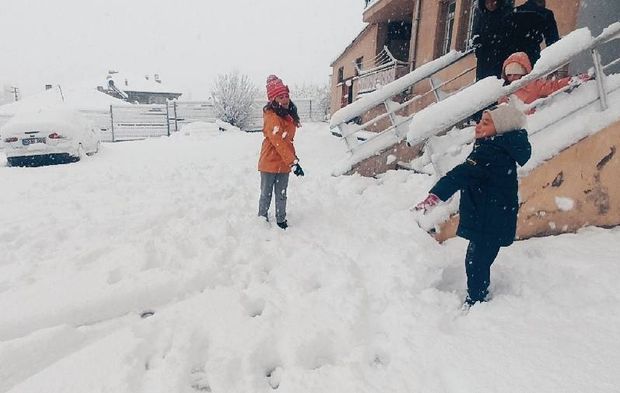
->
[[211, 71, 259, 130], [291, 82, 331, 120]]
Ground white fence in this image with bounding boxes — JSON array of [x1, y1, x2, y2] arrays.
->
[[174, 98, 327, 132], [0, 98, 326, 143]]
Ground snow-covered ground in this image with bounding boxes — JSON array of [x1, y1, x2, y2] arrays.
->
[[1, 123, 619, 393]]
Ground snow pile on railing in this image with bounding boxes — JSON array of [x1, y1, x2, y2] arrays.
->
[[330, 51, 465, 127], [405, 78, 504, 146], [532, 27, 595, 74], [330, 51, 469, 176], [406, 28, 595, 146]]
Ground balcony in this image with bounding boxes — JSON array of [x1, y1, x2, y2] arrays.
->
[[355, 46, 410, 95], [357, 64, 410, 95], [363, 0, 414, 23]]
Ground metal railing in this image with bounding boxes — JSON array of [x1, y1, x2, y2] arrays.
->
[[403, 24, 620, 177], [331, 23, 620, 176], [330, 49, 475, 153], [354, 46, 408, 76]]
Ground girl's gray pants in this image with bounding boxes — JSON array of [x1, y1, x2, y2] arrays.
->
[[258, 172, 289, 223]]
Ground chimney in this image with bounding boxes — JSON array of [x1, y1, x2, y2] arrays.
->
[[45, 84, 53, 90]]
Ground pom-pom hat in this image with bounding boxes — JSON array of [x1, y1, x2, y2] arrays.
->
[[266, 75, 289, 101]]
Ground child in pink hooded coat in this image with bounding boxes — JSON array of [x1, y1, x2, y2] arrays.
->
[[500, 52, 575, 111]]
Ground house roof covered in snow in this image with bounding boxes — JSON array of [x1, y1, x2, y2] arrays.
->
[[103, 72, 181, 95]]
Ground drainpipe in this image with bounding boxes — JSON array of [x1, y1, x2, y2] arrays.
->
[[410, 0, 422, 71]]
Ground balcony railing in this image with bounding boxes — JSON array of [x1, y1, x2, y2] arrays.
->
[[357, 64, 410, 94], [354, 46, 410, 94]]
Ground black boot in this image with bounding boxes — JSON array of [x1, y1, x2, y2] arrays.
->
[[277, 220, 288, 230]]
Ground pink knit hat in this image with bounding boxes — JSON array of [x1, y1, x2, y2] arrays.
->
[[266, 75, 289, 101]]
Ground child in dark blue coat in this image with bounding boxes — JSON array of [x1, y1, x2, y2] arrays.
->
[[416, 104, 532, 306]]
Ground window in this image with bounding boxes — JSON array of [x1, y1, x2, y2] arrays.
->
[[387, 21, 412, 62], [338, 66, 344, 83], [442, 0, 457, 55], [355, 57, 364, 75], [465, 0, 478, 50]]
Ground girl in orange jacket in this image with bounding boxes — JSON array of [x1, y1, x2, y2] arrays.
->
[[257, 75, 304, 229]]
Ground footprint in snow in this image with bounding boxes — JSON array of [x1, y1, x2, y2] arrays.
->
[[266, 366, 283, 390], [190, 367, 211, 392], [240, 295, 266, 318]]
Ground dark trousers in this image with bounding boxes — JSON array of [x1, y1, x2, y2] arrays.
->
[[465, 241, 501, 304]]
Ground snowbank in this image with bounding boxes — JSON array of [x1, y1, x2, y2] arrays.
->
[[177, 120, 241, 136], [1, 123, 619, 393]]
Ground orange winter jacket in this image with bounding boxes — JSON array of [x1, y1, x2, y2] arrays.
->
[[502, 52, 571, 107], [258, 109, 298, 173]]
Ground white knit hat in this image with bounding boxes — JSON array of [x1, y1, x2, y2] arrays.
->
[[488, 104, 526, 134], [505, 62, 527, 75]]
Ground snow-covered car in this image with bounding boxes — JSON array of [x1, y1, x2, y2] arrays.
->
[[1, 108, 100, 166]]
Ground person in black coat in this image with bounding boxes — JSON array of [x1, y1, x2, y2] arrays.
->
[[472, 0, 514, 81], [416, 104, 532, 306], [512, 0, 560, 65]]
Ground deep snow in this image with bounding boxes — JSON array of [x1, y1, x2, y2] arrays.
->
[[1, 123, 619, 393]]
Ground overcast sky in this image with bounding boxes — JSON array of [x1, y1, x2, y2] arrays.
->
[[0, 0, 366, 100]]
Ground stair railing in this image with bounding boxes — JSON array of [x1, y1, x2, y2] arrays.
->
[[408, 24, 620, 177], [331, 23, 620, 177], [330, 49, 475, 153]]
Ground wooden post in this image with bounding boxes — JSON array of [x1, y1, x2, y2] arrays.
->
[[165, 103, 171, 136], [109, 105, 115, 142], [592, 48, 609, 111], [173, 101, 178, 132]]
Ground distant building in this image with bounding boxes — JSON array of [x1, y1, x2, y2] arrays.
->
[[97, 71, 182, 104]]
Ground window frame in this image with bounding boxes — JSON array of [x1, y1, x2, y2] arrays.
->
[[465, 0, 478, 50], [441, 0, 457, 56], [355, 57, 364, 75]]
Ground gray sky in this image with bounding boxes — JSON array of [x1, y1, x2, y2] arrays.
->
[[0, 0, 366, 100]]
